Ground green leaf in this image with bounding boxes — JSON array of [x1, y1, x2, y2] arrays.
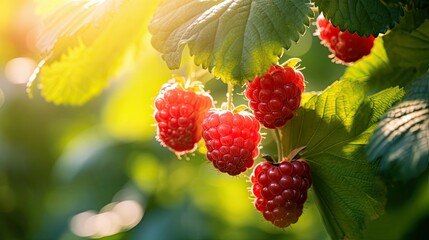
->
[[281, 80, 404, 239], [384, 19, 429, 69], [367, 74, 429, 181], [342, 38, 426, 90], [392, 8, 429, 32], [149, 0, 313, 85], [313, 0, 402, 36], [32, 0, 154, 105]]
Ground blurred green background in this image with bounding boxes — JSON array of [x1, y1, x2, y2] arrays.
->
[[0, 1, 427, 240]]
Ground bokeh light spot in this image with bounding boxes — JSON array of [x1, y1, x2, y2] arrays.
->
[[70, 200, 144, 239], [70, 211, 98, 238], [4, 57, 37, 84], [112, 200, 144, 229]]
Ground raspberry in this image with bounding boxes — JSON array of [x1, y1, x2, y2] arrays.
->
[[154, 78, 213, 155], [245, 65, 304, 129], [202, 109, 261, 176], [250, 157, 312, 228], [316, 15, 375, 63]]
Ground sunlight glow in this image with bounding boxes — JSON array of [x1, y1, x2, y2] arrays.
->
[[70, 200, 144, 239]]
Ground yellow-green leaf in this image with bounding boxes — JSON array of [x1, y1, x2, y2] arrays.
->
[[33, 0, 154, 105]]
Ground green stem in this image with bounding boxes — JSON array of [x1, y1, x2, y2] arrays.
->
[[227, 82, 234, 111], [272, 128, 284, 163]]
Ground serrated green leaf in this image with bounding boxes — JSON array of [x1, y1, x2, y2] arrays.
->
[[393, 8, 429, 32], [149, 0, 313, 85], [33, 0, 153, 105], [314, 0, 402, 36], [281, 80, 404, 239], [367, 74, 429, 181], [384, 19, 429, 69], [342, 38, 426, 90]]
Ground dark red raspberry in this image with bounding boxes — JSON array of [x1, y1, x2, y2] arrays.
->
[[154, 79, 213, 156], [250, 158, 312, 228], [316, 14, 375, 63], [202, 109, 261, 176], [245, 65, 304, 129]]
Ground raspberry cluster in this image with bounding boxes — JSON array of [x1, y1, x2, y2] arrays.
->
[[154, 64, 310, 228], [202, 109, 261, 176], [316, 15, 375, 63], [245, 65, 304, 129], [250, 158, 312, 228], [153, 79, 213, 155]]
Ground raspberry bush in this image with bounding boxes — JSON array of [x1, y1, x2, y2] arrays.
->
[[147, 0, 428, 237], [28, 0, 429, 239]]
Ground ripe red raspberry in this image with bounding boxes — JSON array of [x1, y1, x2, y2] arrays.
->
[[202, 109, 261, 176], [316, 15, 375, 63], [154, 79, 213, 156], [245, 65, 304, 129], [250, 157, 312, 228]]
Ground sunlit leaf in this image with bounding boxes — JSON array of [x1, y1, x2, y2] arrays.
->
[[342, 38, 426, 90], [281, 80, 404, 239], [33, 0, 153, 105], [367, 74, 429, 181], [149, 0, 313, 85], [313, 0, 402, 36]]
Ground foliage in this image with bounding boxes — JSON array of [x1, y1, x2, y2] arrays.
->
[[149, 0, 313, 85], [2, 0, 429, 239], [281, 80, 404, 239], [31, 0, 153, 105], [367, 74, 429, 181], [342, 38, 422, 90], [384, 19, 429, 69], [313, 0, 402, 36]]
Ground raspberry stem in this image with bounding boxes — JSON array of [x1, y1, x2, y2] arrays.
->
[[272, 128, 284, 163], [287, 146, 307, 161], [227, 82, 234, 111]]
